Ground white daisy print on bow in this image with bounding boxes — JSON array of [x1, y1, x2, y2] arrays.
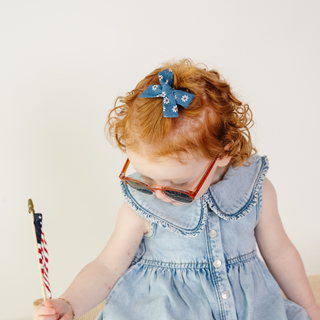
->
[[139, 69, 194, 118]]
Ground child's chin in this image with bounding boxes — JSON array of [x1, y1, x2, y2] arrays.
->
[[160, 198, 190, 206], [170, 201, 189, 206]]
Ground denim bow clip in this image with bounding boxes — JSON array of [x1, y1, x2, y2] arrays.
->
[[139, 68, 195, 118]]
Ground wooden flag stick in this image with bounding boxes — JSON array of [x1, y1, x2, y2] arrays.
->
[[29, 199, 47, 302]]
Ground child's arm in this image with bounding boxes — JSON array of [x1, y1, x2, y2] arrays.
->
[[34, 201, 150, 320], [255, 178, 320, 320]]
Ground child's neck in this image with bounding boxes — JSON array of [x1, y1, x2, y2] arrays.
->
[[210, 165, 228, 185]]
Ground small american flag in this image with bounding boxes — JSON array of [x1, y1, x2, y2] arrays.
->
[[34, 213, 52, 299]]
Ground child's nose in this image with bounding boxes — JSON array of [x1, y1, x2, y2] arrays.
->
[[154, 189, 168, 201]]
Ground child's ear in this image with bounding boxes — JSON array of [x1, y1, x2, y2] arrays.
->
[[217, 155, 232, 167], [217, 142, 233, 167]]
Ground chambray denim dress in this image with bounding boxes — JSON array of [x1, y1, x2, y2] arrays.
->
[[97, 155, 309, 320]]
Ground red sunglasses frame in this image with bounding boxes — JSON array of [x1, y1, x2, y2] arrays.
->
[[119, 157, 217, 202]]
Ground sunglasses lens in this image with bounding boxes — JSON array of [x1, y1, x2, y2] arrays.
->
[[126, 180, 153, 195], [163, 190, 193, 203], [126, 180, 193, 203]]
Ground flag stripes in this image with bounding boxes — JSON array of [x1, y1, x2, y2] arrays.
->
[[34, 213, 52, 299]]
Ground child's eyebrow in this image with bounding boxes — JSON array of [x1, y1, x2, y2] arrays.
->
[[140, 175, 154, 182], [170, 180, 190, 187], [140, 175, 157, 185], [140, 175, 190, 186]]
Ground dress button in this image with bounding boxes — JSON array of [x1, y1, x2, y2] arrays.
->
[[213, 260, 221, 268], [221, 291, 230, 299], [209, 230, 217, 238]]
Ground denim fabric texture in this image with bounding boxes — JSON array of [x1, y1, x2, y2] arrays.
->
[[96, 155, 310, 320], [139, 68, 194, 118]]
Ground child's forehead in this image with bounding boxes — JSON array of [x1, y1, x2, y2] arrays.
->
[[127, 149, 209, 180], [127, 149, 207, 165]]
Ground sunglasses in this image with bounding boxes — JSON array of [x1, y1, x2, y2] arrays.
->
[[119, 157, 217, 203]]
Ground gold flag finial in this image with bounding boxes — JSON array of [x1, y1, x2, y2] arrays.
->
[[28, 199, 35, 214]]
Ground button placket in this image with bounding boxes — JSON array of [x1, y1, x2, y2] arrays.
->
[[206, 210, 237, 320]]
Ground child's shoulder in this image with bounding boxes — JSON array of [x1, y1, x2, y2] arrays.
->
[[116, 201, 151, 234]]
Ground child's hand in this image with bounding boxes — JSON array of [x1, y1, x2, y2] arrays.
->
[[34, 299, 72, 320]]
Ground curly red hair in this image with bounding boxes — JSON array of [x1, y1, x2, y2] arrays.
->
[[106, 59, 256, 168]]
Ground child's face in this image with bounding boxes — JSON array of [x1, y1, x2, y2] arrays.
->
[[127, 149, 229, 206]]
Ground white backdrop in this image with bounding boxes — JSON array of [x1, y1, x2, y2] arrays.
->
[[1, 1, 319, 319]]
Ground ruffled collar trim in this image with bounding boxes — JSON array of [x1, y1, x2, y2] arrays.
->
[[205, 155, 269, 221], [120, 155, 269, 237]]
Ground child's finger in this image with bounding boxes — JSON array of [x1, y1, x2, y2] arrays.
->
[[35, 306, 57, 316], [59, 313, 72, 320], [36, 316, 58, 320], [43, 300, 54, 308], [34, 303, 57, 320]]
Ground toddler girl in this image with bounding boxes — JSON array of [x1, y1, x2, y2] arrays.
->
[[35, 59, 319, 320]]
